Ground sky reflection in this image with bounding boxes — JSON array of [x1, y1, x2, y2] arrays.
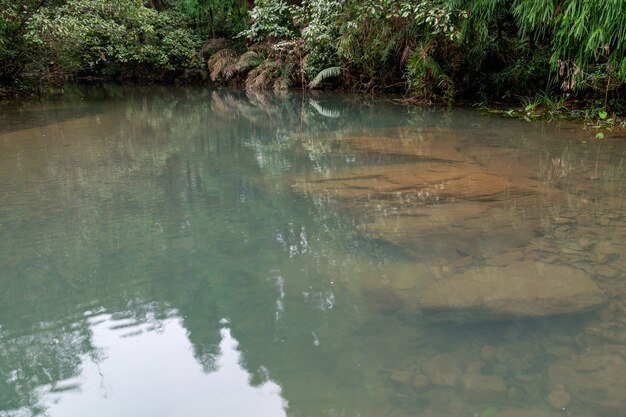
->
[[39, 314, 287, 417]]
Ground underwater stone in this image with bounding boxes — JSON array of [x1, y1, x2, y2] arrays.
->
[[463, 373, 507, 402], [548, 352, 626, 415], [416, 262, 607, 322], [548, 389, 571, 410], [423, 353, 462, 387]]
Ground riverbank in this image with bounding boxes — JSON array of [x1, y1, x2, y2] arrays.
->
[[2, 1, 624, 125]]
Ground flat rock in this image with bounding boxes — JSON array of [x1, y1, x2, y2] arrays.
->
[[337, 129, 472, 163], [416, 262, 606, 322], [295, 163, 533, 203]]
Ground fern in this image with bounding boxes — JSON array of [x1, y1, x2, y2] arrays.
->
[[309, 66, 341, 88], [245, 60, 279, 91], [235, 51, 264, 73], [309, 99, 341, 118], [207, 48, 238, 81]]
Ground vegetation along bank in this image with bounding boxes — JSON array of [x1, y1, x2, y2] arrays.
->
[[1, 0, 625, 122]]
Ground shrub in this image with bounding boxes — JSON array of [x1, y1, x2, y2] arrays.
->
[[25, 0, 203, 78]]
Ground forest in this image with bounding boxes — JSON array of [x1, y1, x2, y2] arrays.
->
[[1, 0, 625, 118]]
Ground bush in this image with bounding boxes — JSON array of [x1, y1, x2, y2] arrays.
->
[[0, 0, 45, 83], [173, 0, 249, 38], [238, 0, 295, 42], [25, 0, 203, 78]]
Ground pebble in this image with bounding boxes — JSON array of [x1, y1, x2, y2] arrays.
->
[[429, 266, 445, 281], [390, 370, 413, 385], [548, 389, 572, 410], [423, 354, 462, 387], [495, 347, 512, 364]]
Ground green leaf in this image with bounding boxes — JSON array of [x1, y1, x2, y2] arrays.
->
[[595, 132, 605, 139], [480, 406, 498, 417], [309, 66, 341, 88], [598, 111, 608, 119]]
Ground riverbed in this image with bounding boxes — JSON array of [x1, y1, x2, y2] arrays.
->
[[1, 86, 625, 417]]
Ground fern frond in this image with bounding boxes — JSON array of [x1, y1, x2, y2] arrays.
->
[[207, 49, 238, 81], [309, 67, 342, 89], [309, 99, 341, 118], [273, 75, 291, 91], [245, 60, 278, 91], [235, 51, 264, 73]]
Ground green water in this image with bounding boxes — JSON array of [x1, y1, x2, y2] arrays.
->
[[1, 86, 625, 417]]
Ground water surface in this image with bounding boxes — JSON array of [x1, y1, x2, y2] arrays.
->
[[1, 86, 626, 417]]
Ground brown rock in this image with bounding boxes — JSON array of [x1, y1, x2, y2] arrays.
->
[[594, 241, 621, 263], [495, 347, 512, 364], [548, 352, 626, 415], [548, 389, 571, 410], [416, 262, 607, 322], [389, 370, 413, 385], [463, 373, 507, 402], [423, 354, 462, 387], [488, 250, 524, 266], [466, 360, 485, 374], [412, 374, 430, 390], [596, 264, 617, 278], [453, 256, 475, 268]]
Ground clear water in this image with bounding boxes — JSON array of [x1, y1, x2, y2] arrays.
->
[[1, 86, 625, 417]]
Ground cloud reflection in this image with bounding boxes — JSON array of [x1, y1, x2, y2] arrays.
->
[[39, 315, 287, 417]]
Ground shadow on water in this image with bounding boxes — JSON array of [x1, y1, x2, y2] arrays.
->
[[1, 85, 626, 417]]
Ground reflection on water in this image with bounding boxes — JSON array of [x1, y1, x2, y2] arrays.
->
[[0, 86, 625, 417], [38, 314, 285, 417]]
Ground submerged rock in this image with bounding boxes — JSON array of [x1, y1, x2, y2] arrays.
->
[[462, 373, 507, 402], [412, 374, 430, 390], [389, 370, 413, 385], [548, 389, 571, 410], [548, 352, 626, 415], [416, 262, 606, 322], [423, 353, 462, 387]]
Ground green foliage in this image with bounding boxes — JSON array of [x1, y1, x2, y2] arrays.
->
[[207, 48, 238, 80], [0, 0, 48, 83], [292, 0, 343, 79], [24, 0, 202, 78], [2, 0, 625, 114], [238, 0, 294, 42], [480, 406, 499, 417], [173, 0, 248, 37], [514, 0, 626, 87], [309, 66, 341, 88]]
